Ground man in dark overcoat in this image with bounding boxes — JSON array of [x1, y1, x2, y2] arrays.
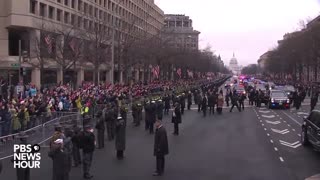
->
[[48, 138, 70, 180], [95, 111, 105, 149], [115, 116, 126, 159], [153, 120, 169, 176]]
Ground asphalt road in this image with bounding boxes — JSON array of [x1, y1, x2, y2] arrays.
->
[[1, 100, 320, 180]]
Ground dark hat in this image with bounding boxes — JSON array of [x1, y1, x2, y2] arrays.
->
[[16, 132, 29, 139]]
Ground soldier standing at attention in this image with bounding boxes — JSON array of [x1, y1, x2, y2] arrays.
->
[[81, 124, 95, 179], [115, 116, 126, 159]]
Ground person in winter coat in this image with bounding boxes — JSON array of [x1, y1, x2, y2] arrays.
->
[[187, 91, 192, 110], [217, 91, 224, 114], [48, 138, 70, 180], [95, 111, 105, 149], [153, 120, 169, 176], [115, 116, 126, 159], [202, 94, 208, 117], [230, 91, 241, 112], [172, 102, 182, 135], [71, 125, 82, 167], [11, 132, 30, 180]]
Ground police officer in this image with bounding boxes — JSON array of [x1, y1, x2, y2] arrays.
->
[[145, 100, 151, 131], [163, 94, 170, 115], [149, 100, 157, 134], [115, 116, 126, 159], [136, 101, 143, 126], [120, 103, 127, 126], [132, 100, 138, 125], [239, 92, 246, 111], [71, 125, 82, 167], [187, 91, 192, 110], [172, 102, 182, 135], [95, 111, 105, 149], [180, 93, 186, 115], [208, 92, 214, 115], [157, 99, 164, 120], [196, 92, 202, 112], [311, 87, 319, 111], [105, 105, 115, 141], [202, 93, 208, 117], [81, 124, 95, 179], [230, 90, 241, 112]]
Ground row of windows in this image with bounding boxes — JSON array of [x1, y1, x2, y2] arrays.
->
[[54, 0, 163, 29], [30, 0, 159, 35]]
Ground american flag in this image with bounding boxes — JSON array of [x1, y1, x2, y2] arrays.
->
[[187, 69, 193, 78], [44, 34, 53, 54], [176, 68, 182, 78], [151, 65, 160, 79]]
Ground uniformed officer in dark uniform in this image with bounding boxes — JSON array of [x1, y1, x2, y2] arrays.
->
[[196, 92, 202, 112], [202, 93, 208, 117], [187, 91, 192, 110], [208, 92, 214, 115], [81, 124, 95, 179], [164, 94, 170, 115], [95, 111, 105, 149], [105, 104, 115, 141], [115, 116, 126, 159], [157, 99, 164, 120], [180, 93, 186, 115], [71, 125, 82, 167], [144, 100, 151, 131], [153, 120, 169, 176], [120, 103, 127, 126], [172, 102, 182, 135], [149, 100, 157, 134]]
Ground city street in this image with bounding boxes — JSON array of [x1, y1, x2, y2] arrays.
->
[[1, 100, 320, 180]]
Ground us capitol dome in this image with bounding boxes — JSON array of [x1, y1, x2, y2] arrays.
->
[[228, 53, 241, 75]]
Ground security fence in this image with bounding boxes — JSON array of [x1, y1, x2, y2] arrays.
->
[[0, 113, 81, 160]]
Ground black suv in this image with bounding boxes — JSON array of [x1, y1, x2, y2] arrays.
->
[[267, 90, 290, 109], [301, 110, 320, 149]]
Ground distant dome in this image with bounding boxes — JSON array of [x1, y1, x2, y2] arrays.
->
[[229, 53, 238, 65]]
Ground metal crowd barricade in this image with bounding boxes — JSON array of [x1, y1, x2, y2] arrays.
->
[[0, 112, 81, 160]]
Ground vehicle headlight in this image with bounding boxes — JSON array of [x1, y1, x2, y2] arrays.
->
[[286, 99, 290, 103], [271, 98, 274, 103]]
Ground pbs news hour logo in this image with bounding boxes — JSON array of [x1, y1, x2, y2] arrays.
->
[[13, 144, 41, 169]]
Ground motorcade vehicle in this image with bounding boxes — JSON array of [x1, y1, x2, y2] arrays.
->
[[301, 110, 320, 150], [234, 85, 246, 95], [268, 90, 290, 109]]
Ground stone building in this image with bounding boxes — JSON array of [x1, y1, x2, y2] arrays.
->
[[163, 14, 200, 50], [229, 53, 241, 75], [0, 0, 164, 87]]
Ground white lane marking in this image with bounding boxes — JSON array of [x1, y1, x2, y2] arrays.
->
[[298, 134, 301, 137], [287, 124, 291, 127], [271, 128, 290, 134], [265, 120, 281, 125], [262, 124, 265, 126], [279, 157, 284, 162], [262, 115, 276, 118], [267, 133, 270, 136], [279, 140, 301, 148], [274, 147, 278, 151], [277, 115, 280, 117], [284, 121, 286, 123], [297, 112, 309, 115], [280, 118, 282, 120], [264, 128, 267, 131], [292, 129, 296, 131], [259, 110, 271, 113], [270, 140, 274, 143], [282, 111, 302, 126]]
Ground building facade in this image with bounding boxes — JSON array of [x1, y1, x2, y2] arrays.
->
[[0, 0, 164, 87], [163, 14, 200, 50]]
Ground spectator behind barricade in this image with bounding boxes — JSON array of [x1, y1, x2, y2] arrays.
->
[[9, 104, 20, 133], [29, 84, 37, 97]]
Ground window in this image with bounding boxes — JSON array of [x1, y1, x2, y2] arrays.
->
[[39, 3, 46, 17], [84, 3, 87, 14], [57, 9, 62, 21], [64, 12, 70, 24], [83, 19, 88, 29], [94, 8, 97, 17], [48, 6, 54, 19], [99, 0, 102, 5], [57, 0, 61, 3], [89, 21, 92, 30], [64, 0, 69, 6], [29, 0, 37, 14], [78, 16, 82, 28], [71, 0, 75, 8], [99, 10, 102, 19], [78, 0, 82, 11], [71, 14, 75, 25], [89, 5, 92, 16], [104, 0, 106, 7]]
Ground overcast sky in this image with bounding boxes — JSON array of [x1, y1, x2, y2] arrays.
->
[[155, 0, 320, 67]]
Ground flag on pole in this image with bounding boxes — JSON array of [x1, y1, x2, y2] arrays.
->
[[152, 65, 160, 79], [177, 68, 182, 78], [44, 34, 53, 54]]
